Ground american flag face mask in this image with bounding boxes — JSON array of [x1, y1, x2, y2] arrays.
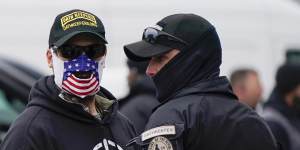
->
[[52, 52, 104, 98]]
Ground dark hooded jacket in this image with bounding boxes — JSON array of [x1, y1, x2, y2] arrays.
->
[[119, 75, 159, 135], [263, 88, 300, 150], [0, 76, 137, 150], [129, 26, 278, 150]]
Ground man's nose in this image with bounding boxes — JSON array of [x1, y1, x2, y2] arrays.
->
[[146, 62, 157, 77]]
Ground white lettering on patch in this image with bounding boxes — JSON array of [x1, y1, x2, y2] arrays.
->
[[141, 125, 176, 141]]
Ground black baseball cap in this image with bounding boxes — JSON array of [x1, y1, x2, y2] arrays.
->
[[124, 13, 214, 61], [49, 9, 107, 48]]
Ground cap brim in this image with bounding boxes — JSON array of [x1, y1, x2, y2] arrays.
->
[[124, 40, 173, 61], [53, 31, 107, 47]]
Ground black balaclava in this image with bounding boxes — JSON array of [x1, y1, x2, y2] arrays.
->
[[152, 27, 222, 102]]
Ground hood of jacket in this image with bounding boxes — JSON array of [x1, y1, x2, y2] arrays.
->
[[27, 75, 117, 124], [172, 76, 237, 99], [153, 27, 222, 102]]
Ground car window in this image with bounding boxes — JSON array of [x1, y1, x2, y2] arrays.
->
[[0, 89, 27, 124]]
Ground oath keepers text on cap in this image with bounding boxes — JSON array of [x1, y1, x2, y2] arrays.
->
[[60, 11, 97, 31]]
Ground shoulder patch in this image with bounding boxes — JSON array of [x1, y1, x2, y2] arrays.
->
[[141, 125, 175, 141], [148, 136, 173, 150]]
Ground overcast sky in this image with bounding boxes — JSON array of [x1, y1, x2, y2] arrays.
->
[[1, 0, 300, 98]]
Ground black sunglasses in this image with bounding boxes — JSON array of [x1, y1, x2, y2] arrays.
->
[[52, 44, 106, 60], [142, 27, 188, 45]]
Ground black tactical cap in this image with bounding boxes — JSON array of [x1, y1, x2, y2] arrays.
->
[[49, 9, 107, 48], [124, 13, 214, 61]]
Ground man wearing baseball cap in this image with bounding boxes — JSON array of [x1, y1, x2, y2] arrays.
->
[[1, 9, 136, 150], [124, 14, 278, 150]]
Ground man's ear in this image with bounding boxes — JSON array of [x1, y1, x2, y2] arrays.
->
[[101, 55, 106, 68], [46, 49, 53, 68]]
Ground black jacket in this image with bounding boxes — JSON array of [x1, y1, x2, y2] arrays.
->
[[264, 88, 300, 150], [129, 26, 278, 150], [130, 77, 278, 150], [0, 76, 137, 150], [119, 76, 159, 134]]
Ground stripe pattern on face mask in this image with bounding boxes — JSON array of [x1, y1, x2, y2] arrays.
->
[[62, 74, 100, 98]]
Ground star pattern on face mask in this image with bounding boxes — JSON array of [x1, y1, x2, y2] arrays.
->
[[63, 55, 99, 80]]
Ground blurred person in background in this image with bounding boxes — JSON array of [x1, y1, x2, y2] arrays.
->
[[119, 59, 159, 134], [230, 68, 263, 109], [124, 13, 278, 150], [263, 63, 300, 150], [0, 9, 137, 150]]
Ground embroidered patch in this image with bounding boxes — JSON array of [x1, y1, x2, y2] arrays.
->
[[148, 136, 173, 150], [141, 125, 175, 141], [60, 11, 97, 30]]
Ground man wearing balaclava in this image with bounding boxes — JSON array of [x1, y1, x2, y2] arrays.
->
[[124, 14, 278, 150], [263, 63, 300, 150], [0, 9, 137, 150]]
